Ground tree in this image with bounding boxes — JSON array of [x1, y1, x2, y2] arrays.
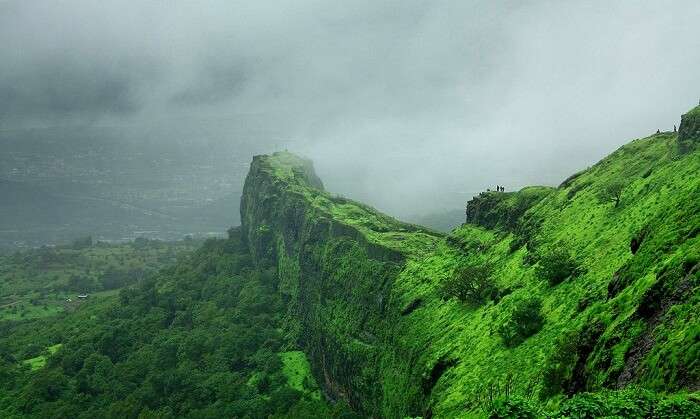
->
[[599, 180, 626, 208], [497, 297, 543, 347], [536, 247, 583, 286], [440, 265, 496, 305]]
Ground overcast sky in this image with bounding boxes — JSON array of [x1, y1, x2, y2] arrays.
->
[[2, 0, 699, 218]]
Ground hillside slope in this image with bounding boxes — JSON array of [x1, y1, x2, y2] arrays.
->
[[240, 107, 700, 417]]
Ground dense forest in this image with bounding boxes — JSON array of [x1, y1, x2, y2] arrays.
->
[[0, 231, 354, 418]]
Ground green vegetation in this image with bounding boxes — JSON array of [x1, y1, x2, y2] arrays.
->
[[496, 296, 544, 348], [21, 344, 63, 371], [238, 114, 700, 418], [1, 107, 699, 417], [439, 265, 496, 305], [535, 247, 583, 286], [280, 351, 322, 400], [0, 231, 344, 418], [597, 179, 627, 208], [0, 238, 199, 321]]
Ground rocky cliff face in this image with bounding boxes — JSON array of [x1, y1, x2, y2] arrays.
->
[[240, 151, 441, 414], [465, 186, 553, 231]]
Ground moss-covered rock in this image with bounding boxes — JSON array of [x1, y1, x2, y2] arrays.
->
[[678, 106, 700, 153], [465, 186, 553, 231]]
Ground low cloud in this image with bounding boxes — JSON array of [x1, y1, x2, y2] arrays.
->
[[2, 0, 699, 217]]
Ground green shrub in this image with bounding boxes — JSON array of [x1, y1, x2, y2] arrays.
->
[[487, 396, 539, 419], [536, 247, 583, 286], [598, 180, 626, 207], [540, 329, 579, 398], [552, 388, 700, 418], [654, 396, 700, 418], [497, 297, 544, 347], [542, 321, 605, 398], [440, 265, 496, 305]]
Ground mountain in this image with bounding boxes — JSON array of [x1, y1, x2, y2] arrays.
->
[[239, 107, 700, 416], [1, 106, 698, 418]]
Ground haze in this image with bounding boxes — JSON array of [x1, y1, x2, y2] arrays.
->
[[2, 0, 699, 241]]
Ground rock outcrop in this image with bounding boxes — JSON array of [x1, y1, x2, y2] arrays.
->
[[678, 105, 700, 153]]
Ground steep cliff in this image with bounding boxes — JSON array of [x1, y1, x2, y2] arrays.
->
[[240, 120, 700, 417], [240, 151, 441, 414]]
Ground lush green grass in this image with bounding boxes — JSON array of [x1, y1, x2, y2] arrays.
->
[[0, 303, 63, 321], [22, 343, 63, 371], [0, 238, 200, 321], [379, 132, 700, 416], [280, 351, 322, 400]]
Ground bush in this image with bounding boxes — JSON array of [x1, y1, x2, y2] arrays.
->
[[487, 396, 539, 419], [552, 388, 700, 418], [440, 265, 496, 305], [536, 247, 583, 286], [598, 180, 626, 207], [497, 297, 543, 347], [654, 396, 700, 418], [540, 329, 579, 398]]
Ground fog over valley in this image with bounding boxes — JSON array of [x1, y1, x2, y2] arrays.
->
[[2, 0, 699, 246]]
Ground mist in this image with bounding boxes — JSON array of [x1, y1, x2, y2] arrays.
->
[[2, 0, 700, 222]]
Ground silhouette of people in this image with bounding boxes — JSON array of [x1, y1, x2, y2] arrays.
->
[[656, 129, 661, 134], [674, 125, 677, 133]]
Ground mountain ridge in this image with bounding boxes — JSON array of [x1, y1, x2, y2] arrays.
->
[[239, 107, 700, 417]]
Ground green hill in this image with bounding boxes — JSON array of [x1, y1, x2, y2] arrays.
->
[[240, 106, 700, 417]]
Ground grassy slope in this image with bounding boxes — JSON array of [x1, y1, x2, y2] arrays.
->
[[260, 151, 442, 256], [0, 240, 200, 321], [280, 351, 323, 400], [385, 131, 699, 416], [249, 120, 699, 417], [21, 344, 63, 371]]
